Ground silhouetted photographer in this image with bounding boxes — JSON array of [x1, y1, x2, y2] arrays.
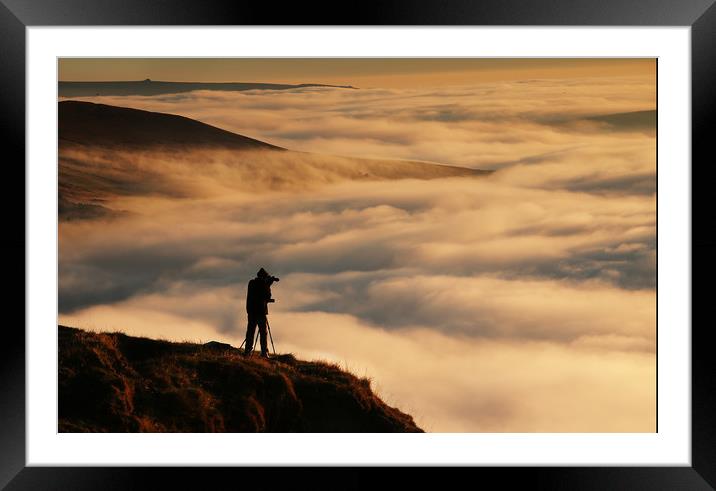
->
[[243, 267, 279, 358]]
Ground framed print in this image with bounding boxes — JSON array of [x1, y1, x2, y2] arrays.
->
[[4, 0, 715, 489]]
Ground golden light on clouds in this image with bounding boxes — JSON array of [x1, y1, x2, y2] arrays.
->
[[58, 59, 656, 432]]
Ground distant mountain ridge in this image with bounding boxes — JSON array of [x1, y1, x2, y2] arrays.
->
[[59, 80, 357, 97], [583, 109, 656, 130]]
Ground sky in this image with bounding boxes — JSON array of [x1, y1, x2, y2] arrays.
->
[[59, 57, 655, 88], [58, 58, 656, 432]]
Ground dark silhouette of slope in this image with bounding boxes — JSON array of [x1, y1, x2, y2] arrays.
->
[[59, 101, 283, 150], [58, 325, 423, 433], [59, 80, 357, 98]]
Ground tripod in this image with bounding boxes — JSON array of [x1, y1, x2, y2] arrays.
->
[[239, 317, 276, 356]]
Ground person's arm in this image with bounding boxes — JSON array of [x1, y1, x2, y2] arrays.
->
[[246, 279, 255, 310]]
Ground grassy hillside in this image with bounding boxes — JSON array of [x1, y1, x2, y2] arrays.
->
[[58, 325, 423, 433]]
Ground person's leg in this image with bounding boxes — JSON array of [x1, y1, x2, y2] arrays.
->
[[245, 314, 257, 355], [258, 315, 269, 356]]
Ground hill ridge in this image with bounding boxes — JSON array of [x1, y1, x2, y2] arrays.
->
[[58, 100, 493, 221], [59, 100, 283, 150]]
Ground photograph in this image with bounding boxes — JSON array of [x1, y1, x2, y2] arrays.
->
[[56, 57, 657, 433], [2, 0, 709, 483]]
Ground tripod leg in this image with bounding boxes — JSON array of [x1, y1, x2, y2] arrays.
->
[[252, 329, 260, 356], [267, 318, 276, 355]]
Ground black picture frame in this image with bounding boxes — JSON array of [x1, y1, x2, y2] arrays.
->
[[3, 0, 714, 489]]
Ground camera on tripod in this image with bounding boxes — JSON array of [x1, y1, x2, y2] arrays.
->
[[267, 275, 278, 302]]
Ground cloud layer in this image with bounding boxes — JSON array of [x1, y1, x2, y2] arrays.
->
[[59, 75, 656, 431], [60, 75, 655, 168]]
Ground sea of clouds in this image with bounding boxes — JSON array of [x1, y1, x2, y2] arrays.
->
[[59, 75, 656, 431]]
